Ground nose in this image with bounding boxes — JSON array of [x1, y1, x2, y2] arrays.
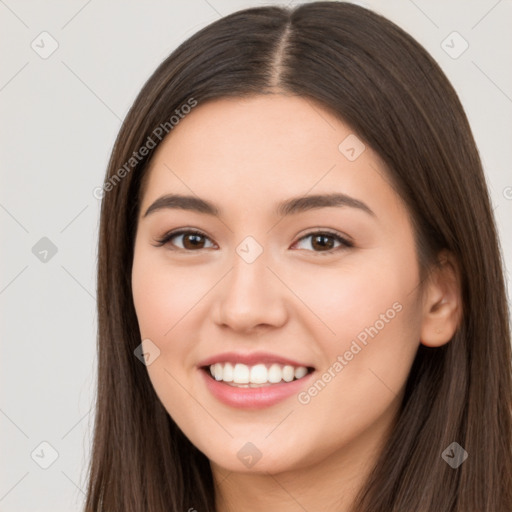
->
[[212, 246, 288, 334]]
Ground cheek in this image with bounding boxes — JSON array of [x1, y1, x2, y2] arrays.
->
[[131, 249, 205, 340], [131, 249, 200, 422], [131, 246, 217, 390], [286, 246, 422, 401], [277, 253, 419, 347], [297, 251, 421, 411]]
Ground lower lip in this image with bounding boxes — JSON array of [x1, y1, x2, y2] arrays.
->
[[199, 368, 315, 409]]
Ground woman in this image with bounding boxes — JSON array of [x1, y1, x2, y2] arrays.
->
[[85, 2, 512, 510]]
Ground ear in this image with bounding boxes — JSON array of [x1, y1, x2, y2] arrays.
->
[[420, 250, 462, 347]]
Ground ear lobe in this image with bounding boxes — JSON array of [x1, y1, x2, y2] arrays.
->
[[420, 250, 462, 348]]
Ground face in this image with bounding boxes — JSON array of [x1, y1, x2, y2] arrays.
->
[[131, 94, 424, 475]]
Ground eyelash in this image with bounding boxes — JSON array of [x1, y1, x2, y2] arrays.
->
[[153, 228, 353, 255]]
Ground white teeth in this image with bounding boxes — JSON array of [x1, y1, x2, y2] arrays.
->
[[208, 362, 310, 385], [222, 362, 234, 382], [294, 366, 308, 379], [268, 363, 282, 383], [214, 363, 223, 381], [250, 364, 268, 384], [233, 363, 249, 384], [282, 365, 294, 382]]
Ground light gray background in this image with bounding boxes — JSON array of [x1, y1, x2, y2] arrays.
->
[[1, 1, 511, 510]]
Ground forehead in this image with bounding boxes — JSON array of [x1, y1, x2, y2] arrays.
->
[[139, 94, 403, 223], [156, 94, 351, 164]]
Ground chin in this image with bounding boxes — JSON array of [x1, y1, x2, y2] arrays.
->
[[200, 436, 308, 475]]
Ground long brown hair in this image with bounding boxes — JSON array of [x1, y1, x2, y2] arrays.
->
[[85, 2, 512, 510]]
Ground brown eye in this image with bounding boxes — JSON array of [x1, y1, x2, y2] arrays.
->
[[292, 231, 352, 254], [154, 229, 352, 254], [180, 232, 208, 250], [154, 230, 215, 251]]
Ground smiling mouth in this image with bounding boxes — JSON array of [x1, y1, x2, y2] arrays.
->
[[201, 362, 315, 388]]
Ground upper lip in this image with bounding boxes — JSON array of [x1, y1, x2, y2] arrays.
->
[[197, 351, 314, 369]]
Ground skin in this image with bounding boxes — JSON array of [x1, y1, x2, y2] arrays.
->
[[131, 94, 461, 511]]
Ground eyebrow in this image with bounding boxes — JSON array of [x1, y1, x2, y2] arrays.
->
[[142, 192, 375, 218]]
